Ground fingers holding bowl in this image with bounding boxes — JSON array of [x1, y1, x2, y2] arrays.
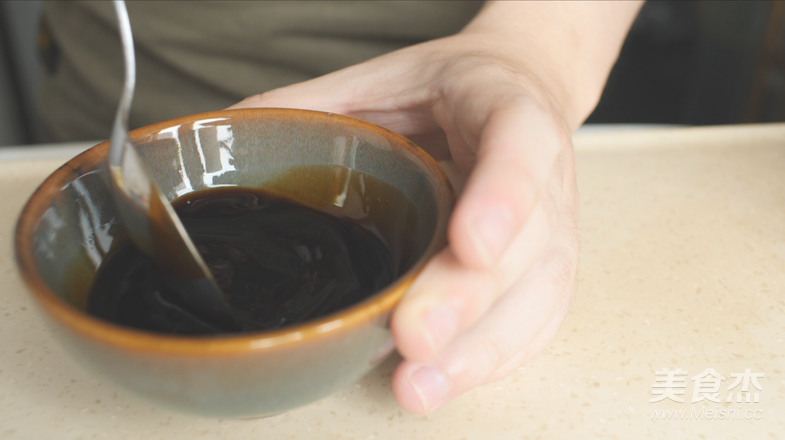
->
[[391, 120, 579, 413], [391, 219, 579, 414]]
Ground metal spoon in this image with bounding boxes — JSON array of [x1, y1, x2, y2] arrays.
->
[[108, 0, 239, 332]]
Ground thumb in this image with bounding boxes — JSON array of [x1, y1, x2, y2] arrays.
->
[[225, 55, 437, 138], [226, 55, 411, 117], [227, 72, 354, 114]]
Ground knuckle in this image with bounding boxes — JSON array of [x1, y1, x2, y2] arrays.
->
[[476, 331, 509, 369], [448, 268, 505, 325], [486, 347, 532, 384]]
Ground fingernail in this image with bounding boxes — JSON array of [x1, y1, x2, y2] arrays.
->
[[470, 205, 514, 265], [408, 365, 450, 413], [423, 306, 459, 355]]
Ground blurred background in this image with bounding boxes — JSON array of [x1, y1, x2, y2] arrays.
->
[[0, 1, 783, 146]]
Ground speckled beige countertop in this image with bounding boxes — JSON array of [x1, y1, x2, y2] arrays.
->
[[1, 125, 783, 439]]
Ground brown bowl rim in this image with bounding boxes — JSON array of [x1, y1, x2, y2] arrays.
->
[[14, 108, 454, 355]]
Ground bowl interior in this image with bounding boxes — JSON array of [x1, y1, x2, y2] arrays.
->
[[26, 109, 449, 323]]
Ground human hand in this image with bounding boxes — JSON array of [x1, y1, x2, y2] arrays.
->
[[230, 1, 642, 413]]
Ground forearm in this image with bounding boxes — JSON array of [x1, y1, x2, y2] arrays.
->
[[460, 1, 644, 129]]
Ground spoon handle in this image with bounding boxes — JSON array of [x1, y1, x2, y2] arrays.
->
[[107, 0, 241, 332], [109, 0, 134, 169]]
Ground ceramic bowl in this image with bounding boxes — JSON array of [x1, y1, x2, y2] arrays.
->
[[14, 109, 453, 418]]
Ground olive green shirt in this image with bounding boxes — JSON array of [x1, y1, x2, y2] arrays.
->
[[38, 1, 483, 141]]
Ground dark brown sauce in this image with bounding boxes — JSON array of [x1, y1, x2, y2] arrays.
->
[[86, 166, 421, 335]]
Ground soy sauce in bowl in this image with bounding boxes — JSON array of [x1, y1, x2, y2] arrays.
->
[[86, 166, 420, 335]]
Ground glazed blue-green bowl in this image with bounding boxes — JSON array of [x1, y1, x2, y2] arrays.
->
[[15, 108, 453, 418]]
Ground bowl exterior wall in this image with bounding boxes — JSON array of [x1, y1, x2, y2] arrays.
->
[[41, 308, 391, 417]]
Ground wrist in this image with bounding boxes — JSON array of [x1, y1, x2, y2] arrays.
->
[[457, 1, 643, 130]]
